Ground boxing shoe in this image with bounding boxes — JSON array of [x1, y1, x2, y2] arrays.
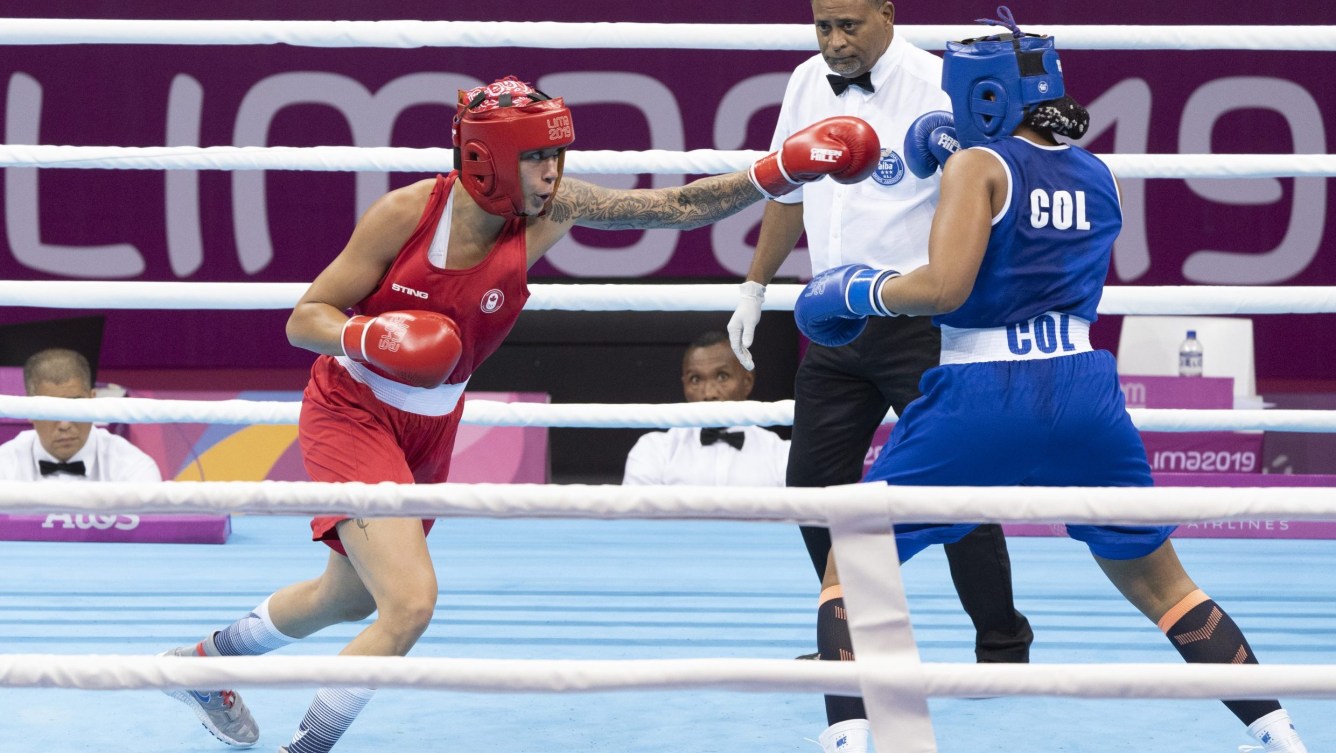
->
[[160, 645, 260, 747], [818, 718, 870, 753], [1241, 709, 1309, 752]]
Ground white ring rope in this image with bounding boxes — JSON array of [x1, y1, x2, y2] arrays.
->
[[4, 655, 1336, 700], [1, 19, 1334, 52], [3, 481, 1336, 524], [7, 21, 1334, 735], [0, 395, 798, 428], [2, 281, 1336, 315], [2, 145, 1333, 180], [4, 395, 1336, 433]]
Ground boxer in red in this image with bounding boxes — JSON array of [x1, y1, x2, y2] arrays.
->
[[159, 75, 883, 753]]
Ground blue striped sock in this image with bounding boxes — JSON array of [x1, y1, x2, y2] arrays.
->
[[285, 687, 375, 753], [209, 596, 298, 656]]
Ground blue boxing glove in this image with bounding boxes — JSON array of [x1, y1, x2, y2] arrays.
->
[[795, 264, 901, 347], [904, 110, 961, 180]]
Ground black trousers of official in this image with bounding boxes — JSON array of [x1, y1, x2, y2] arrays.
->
[[789, 315, 1033, 663]]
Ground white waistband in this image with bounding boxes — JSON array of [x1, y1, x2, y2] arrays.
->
[[336, 356, 467, 416], [940, 312, 1092, 365]]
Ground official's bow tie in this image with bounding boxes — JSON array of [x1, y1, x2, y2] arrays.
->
[[39, 459, 86, 477], [827, 71, 875, 96], [700, 427, 745, 450]]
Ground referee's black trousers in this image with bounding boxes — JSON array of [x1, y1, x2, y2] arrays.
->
[[789, 315, 1033, 663]]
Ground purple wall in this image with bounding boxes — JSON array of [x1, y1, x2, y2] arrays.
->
[[2, 2, 1334, 375]]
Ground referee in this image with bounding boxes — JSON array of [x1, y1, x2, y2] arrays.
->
[[726, 0, 1033, 706]]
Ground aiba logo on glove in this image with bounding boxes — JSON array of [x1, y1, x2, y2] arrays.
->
[[872, 148, 905, 186], [377, 320, 409, 352], [805, 271, 834, 297]]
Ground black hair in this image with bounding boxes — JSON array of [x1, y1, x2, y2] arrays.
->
[[687, 331, 730, 352], [1024, 95, 1090, 140]]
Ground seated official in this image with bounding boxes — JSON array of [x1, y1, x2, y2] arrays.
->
[[624, 331, 788, 487], [0, 348, 160, 482]]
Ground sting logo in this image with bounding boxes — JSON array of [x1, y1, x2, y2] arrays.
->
[[391, 282, 429, 299]]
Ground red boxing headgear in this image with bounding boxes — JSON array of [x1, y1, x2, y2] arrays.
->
[[452, 76, 575, 218]]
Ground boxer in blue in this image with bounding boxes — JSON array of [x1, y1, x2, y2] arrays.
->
[[793, 8, 1308, 753]]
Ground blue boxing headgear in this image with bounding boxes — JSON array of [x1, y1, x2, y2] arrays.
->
[[942, 6, 1065, 147]]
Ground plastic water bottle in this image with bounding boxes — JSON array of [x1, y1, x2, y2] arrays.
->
[[1178, 330, 1203, 377]]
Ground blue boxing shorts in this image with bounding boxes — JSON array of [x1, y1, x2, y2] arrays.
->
[[864, 348, 1173, 561]]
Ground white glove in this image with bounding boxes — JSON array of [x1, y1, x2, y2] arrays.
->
[[727, 281, 766, 371]]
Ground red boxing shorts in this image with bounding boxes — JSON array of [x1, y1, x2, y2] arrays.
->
[[300, 356, 463, 555]]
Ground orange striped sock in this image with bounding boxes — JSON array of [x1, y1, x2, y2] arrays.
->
[[1159, 589, 1280, 726], [817, 585, 865, 724]]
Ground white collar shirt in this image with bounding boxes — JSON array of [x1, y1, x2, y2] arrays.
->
[[622, 426, 789, 488], [0, 427, 162, 482], [771, 34, 950, 274]]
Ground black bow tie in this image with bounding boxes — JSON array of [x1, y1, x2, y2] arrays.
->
[[827, 71, 875, 96], [700, 427, 745, 450], [39, 459, 86, 477]]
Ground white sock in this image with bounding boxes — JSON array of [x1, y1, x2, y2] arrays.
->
[[205, 595, 299, 656], [818, 719, 870, 753], [1245, 709, 1308, 753]]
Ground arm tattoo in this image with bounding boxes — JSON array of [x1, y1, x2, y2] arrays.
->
[[550, 173, 763, 230]]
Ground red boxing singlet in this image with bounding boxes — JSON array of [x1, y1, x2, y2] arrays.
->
[[304, 173, 531, 553], [354, 172, 530, 385]]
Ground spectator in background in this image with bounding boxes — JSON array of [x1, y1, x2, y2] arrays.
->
[[0, 348, 160, 482], [623, 331, 788, 487]]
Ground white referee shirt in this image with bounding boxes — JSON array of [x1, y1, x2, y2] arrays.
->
[[772, 34, 951, 274], [622, 426, 789, 488], [0, 427, 162, 482]]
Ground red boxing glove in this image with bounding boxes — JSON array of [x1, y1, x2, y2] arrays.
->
[[341, 310, 463, 389], [749, 116, 882, 199]]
